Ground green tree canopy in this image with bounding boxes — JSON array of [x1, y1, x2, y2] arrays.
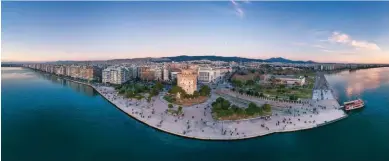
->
[[289, 95, 298, 101], [232, 79, 243, 87], [155, 81, 164, 91], [199, 85, 211, 96], [169, 86, 185, 95], [245, 80, 255, 86], [263, 104, 271, 112], [178, 106, 183, 112]]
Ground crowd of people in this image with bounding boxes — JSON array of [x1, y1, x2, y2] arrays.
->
[[93, 83, 344, 140]]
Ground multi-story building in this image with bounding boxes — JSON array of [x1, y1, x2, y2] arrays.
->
[[128, 65, 138, 79], [139, 66, 155, 81], [170, 68, 181, 81], [58, 66, 67, 75], [70, 65, 81, 78], [177, 69, 197, 94], [197, 67, 222, 83], [163, 68, 169, 81], [65, 66, 71, 76], [102, 66, 130, 84], [153, 67, 163, 81], [54, 66, 61, 75], [82, 66, 101, 81]]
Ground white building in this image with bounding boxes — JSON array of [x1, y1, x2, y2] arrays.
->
[[197, 67, 222, 83], [102, 66, 130, 84], [163, 68, 169, 81], [153, 67, 163, 81], [265, 75, 306, 86]]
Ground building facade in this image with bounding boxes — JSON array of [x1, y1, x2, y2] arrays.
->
[[197, 67, 221, 83], [177, 69, 197, 94], [102, 66, 130, 84]]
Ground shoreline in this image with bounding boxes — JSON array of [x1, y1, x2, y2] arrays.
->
[[25, 67, 348, 141]]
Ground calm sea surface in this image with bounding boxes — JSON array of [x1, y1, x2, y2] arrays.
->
[[2, 67, 389, 161]]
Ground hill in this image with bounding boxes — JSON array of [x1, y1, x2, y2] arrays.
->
[[161, 55, 315, 64]]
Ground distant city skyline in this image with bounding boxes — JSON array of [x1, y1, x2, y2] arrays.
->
[[2, 1, 389, 63]]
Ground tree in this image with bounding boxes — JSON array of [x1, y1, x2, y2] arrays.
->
[[193, 91, 200, 97], [259, 93, 264, 97], [248, 102, 257, 109], [254, 92, 259, 96], [168, 103, 173, 109], [178, 106, 183, 112], [230, 105, 241, 113], [232, 79, 243, 88], [155, 81, 164, 91], [216, 97, 225, 103], [221, 100, 231, 110], [118, 88, 125, 94], [289, 95, 298, 101], [245, 80, 255, 86], [246, 102, 263, 116], [125, 91, 135, 98], [263, 104, 271, 112], [199, 85, 211, 96], [169, 86, 185, 95]]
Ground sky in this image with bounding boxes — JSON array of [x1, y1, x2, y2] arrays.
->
[[2, 1, 389, 63]]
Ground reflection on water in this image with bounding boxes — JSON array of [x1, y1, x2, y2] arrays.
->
[[37, 73, 97, 97], [1, 67, 97, 97], [1, 67, 36, 79], [326, 67, 389, 99]]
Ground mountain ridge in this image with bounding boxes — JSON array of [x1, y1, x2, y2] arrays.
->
[[161, 55, 316, 64]]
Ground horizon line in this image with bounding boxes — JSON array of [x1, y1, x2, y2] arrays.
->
[[2, 55, 389, 65]]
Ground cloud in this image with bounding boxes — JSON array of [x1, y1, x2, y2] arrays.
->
[[312, 44, 325, 49], [329, 32, 351, 43], [231, 0, 245, 18], [351, 40, 380, 50], [328, 31, 380, 51]]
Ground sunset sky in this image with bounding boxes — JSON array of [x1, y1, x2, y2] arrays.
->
[[2, 1, 389, 63]]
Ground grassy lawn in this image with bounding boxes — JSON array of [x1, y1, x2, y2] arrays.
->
[[234, 76, 315, 100], [230, 68, 317, 101], [212, 97, 272, 121]]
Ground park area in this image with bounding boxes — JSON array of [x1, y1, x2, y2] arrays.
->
[[163, 85, 211, 106], [211, 97, 271, 120], [231, 69, 315, 101], [114, 81, 164, 102]]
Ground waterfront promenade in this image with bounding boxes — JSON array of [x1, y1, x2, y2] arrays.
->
[[24, 68, 348, 140], [93, 84, 346, 140]]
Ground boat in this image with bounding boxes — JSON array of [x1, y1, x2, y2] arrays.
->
[[343, 99, 364, 111]]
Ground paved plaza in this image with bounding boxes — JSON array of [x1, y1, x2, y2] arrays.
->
[[93, 78, 346, 140]]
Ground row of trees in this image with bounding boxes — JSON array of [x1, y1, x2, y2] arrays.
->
[[232, 83, 301, 101], [116, 81, 164, 102], [211, 97, 272, 120]]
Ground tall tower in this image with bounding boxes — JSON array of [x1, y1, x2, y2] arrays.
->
[[177, 69, 197, 95]]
